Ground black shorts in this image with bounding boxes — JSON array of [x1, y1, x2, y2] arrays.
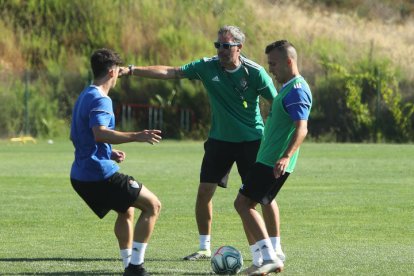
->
[[200, 138, 261, 188], [71, 172, 142, 219], [239, 162, 290, 205]]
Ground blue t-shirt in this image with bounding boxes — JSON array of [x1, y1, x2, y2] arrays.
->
[[70, 85, 119, 181]]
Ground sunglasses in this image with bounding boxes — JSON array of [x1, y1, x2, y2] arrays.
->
[[214, 42, 240, 49]]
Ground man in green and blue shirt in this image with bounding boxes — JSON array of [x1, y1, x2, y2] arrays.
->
[[234, 40, 312, 275], [121, 26, 285, 262]]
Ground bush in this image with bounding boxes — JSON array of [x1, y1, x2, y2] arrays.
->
[[312, 55, 414, 142]]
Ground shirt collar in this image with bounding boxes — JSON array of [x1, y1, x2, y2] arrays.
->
[[225, 63, 242, 73], [89, 85, 108, 97], [282, 75, 302, 88]]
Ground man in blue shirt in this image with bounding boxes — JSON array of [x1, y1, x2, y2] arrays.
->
[[70, 48, 162, 276]]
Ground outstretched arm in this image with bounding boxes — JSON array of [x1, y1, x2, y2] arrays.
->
[[119, 65, 185, 79], [92, 126, 162, 145]]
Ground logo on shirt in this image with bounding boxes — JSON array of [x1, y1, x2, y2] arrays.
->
[[240, 78, 248, 90], [294, 83, 302, 89], [129, 180, 140, 189], [212, 76, 220, 82]]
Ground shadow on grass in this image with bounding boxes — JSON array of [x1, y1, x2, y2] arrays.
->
[[0, 258, 215, 275], [0, 257, 188, 262], [1, 272, 116, 275], [1, 270, 214, 276], [0, 257, 118, 262]]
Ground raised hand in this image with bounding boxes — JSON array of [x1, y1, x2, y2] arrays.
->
[[118, 66, 130, 78], [135, 130, 162, 145]]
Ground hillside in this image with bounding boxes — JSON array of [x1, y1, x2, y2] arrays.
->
[[251, 0, 414, 83], [0, 0, 413, 141]]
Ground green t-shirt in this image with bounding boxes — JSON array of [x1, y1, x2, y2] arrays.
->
[[257, 77, 311, 172], [181, 56, 277, 142]]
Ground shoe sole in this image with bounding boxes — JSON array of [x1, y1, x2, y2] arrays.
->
[[249, 265, 284, 275]]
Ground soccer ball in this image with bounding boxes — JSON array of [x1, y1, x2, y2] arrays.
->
[[211, 245, 243, 275]]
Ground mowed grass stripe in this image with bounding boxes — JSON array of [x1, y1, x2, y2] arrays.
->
[[0, 140, 413, 275]]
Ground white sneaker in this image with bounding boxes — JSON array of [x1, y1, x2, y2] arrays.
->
[[275, 247, 286, 262], [244, 258, 284, 275], [241, 264, 260, 275]]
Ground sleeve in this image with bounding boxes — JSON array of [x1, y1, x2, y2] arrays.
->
[[89, 97, 113, 128], [256, 67, 277, 101], [283, 88, 312, 121], [180, 58, 204, 80]]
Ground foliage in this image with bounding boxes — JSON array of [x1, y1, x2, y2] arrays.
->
[[309, 0, 414, 21], [0, 0, 413, 141], [313, 54, 414, 142], [0, 75, 23, 136]]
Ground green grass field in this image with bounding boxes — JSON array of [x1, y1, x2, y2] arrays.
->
[[0, 140, 413, 275]]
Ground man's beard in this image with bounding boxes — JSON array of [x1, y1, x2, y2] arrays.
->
[[219, 55, 232, 66]]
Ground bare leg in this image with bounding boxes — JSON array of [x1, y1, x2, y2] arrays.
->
[[115, 207, 135, 249], [261, 200, 280, 238], [235, 193, 284, 274], [131, 186, 161, 243], [124, 186, 161, 272], [195, 182, 217, 236], [234, 193, 268, 242], [243, 200, 279, 267]]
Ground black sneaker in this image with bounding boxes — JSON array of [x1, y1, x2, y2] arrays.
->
[[123, 263, 150, 276]]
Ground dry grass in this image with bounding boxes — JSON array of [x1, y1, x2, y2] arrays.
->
[[0, 21, 25, 73], [250, 0, 414, 81]]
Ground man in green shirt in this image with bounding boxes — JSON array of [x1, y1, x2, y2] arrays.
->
[[121, 26, 285, 263], [234, 40, 312, 275]]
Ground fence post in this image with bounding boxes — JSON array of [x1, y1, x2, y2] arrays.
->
[[122, 104, 126, 130], [180, 108, 191, 131], [149, 107, 153, 129], [159, 108, 163, 130]]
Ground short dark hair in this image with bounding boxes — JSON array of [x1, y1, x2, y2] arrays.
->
[[90, 48, 123, 79], [265, 40, 295, 54]]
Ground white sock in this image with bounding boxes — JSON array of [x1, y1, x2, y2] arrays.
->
[[270, 236, 281, 251], [199, 235, 211, 251], [120, 248, 132, 268], [257, 239, 277, 261], [250, 244, 263, 266], [130, 242, 147, 265]]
